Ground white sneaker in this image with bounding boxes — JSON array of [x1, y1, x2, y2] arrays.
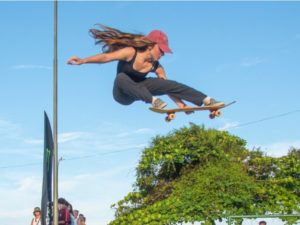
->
[[152, 98, 167, 109], [205, 98, 224, 107]]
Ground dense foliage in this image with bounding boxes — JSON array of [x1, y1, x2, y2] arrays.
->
[[109, 124, 300, 225]]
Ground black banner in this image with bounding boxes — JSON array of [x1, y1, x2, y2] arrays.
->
[[41, 112, 53, 225]]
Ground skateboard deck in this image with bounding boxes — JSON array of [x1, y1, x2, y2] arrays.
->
[[149, 101, 236, 122]]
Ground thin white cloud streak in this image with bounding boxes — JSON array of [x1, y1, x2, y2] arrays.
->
[[252, 141, 300, 157], [59, 137, 147, 158], [116, 128, 154, 137], [17, 176, 41, 192], [218, 121, 240, 131], [24, 139, 43, 145], [1, 122, 150, 165], [23, 132, 90, 146], [25, 128, 151, 148], [215, 56, 266, 72], [12, 64, 52, 70], [0, 119, 21, 139], [58, 132, 90, 143], [218, 120, 300, 157], [59, 164, 135, 192], [0, 117, 153, 153], [240, 57, 266, 67], [57, 128, 152, 156]]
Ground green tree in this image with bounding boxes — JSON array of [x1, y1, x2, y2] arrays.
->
[[109, 124, 300, 225]]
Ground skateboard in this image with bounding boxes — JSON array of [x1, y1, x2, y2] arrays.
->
[[149, 101, 236, 122]]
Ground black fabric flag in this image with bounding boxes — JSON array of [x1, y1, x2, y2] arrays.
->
[[41, 112, 53, 225]]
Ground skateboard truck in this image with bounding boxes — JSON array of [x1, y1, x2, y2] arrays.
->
[[209, 110, 222, 119]]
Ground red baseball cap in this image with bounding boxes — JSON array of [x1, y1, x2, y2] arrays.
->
[[146, 30, 173, 54]]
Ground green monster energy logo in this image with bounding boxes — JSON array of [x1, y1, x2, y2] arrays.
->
[[45, 148, 51, 171]]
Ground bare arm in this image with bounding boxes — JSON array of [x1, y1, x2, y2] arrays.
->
[[67, 47, 135, 65], [155, 66, 167, 80]]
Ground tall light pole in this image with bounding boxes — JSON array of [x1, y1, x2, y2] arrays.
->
[[53, 1, 59, 225]]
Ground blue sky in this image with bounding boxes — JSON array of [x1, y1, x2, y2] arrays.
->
[[0, 1, 300, 225]]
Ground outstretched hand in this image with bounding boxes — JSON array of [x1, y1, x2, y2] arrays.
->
[[67, 56, 84, 65]]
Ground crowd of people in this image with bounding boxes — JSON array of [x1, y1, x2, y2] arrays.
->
[[31, 199, 268, 225], [31, 197, 87, 225]]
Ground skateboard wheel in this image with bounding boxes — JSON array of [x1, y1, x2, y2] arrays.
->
[[165, 113, 175, 122], [209, 113, 215, 119], [215, 111, 222, 117], [169, 113, 176, 120]]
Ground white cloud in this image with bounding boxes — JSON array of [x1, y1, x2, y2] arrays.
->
[[57, 127, 150, 157], [250, 140, 300, 157], [58, 132, 90, 143], [59, 165, 134, 192], [23, 131, 90, 146], [57, 164, 136, 225], [116, 128, 154, 138], [214, 62, 233, 73], [218, 121, 239, 131], [0, 119, 21, 139], [0, 174, 42, 224], [0, 208, 31, 221], [24, 139, 43, 145], [17, 176, 41, 192], [214, 56, 266, 73], [12, 64, 52, 70], [240, 57, 266, 67]]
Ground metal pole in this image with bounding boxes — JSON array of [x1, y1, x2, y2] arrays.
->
[[53, 1, 58, 225]]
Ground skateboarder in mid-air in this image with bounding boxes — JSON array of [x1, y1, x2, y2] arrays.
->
[[67, 24, 224, 110]]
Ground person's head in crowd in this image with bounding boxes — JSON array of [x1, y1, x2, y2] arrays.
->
[[259, 221, 267, 225], [68, 203, 73, 215], [58, 197, 67, 209], [77, 216, 86, 225], [33, 207, 41, 218], [73, 210, 79, 219]]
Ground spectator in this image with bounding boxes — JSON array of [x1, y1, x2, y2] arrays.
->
[[82, 216, 86, 225], [30, 207, 41, 225], [73, 210, 79, 224], [67, 203, 75, 225], [77, 216, 86, 225], [58, 198, 70, 225]]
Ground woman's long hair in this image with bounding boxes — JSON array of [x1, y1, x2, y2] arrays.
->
[[89, 24, 154, 53]]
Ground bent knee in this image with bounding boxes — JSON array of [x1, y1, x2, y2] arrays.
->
[[113, 93, 134, 105]]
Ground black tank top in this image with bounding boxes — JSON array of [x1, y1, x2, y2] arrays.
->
[[117, 50, 160, 82]]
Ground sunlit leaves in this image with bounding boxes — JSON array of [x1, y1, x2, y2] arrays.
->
[[109, 124, 300, 225]]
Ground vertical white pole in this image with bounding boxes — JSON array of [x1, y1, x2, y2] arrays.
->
[[53, 1, 58, 225]]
